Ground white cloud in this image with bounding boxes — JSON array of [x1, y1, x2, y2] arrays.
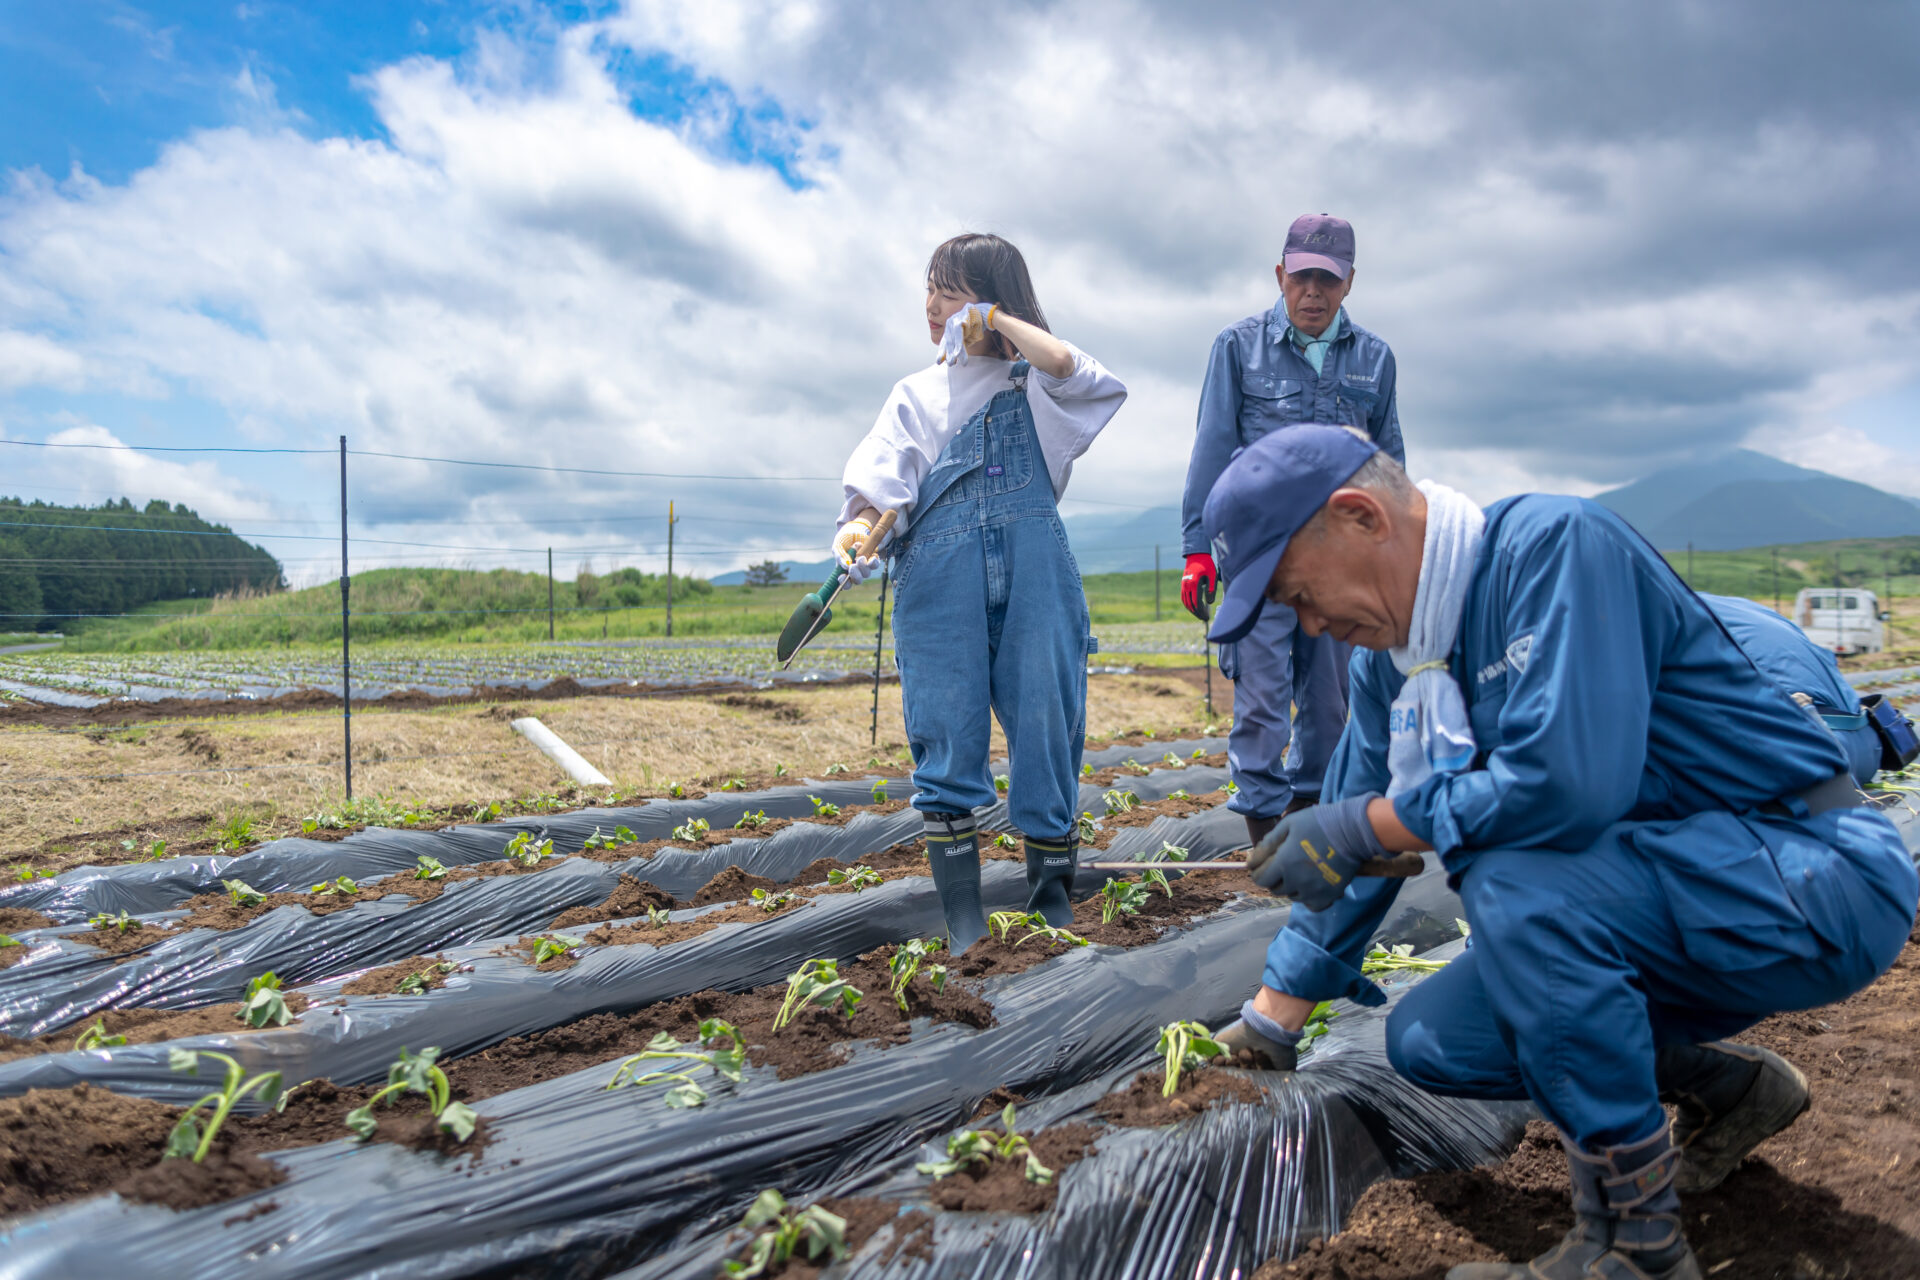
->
[[0, 1, 1915, 574], [16, 422, 280, 524]]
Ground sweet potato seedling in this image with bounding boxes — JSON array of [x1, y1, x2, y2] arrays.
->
[[807, 796, 841, 818], [73, 1019, 128, 1052], [582, 825, 639, 851], [644, 904, 671, 927], [1298, 1000, 1338, 1052], [670, 818, 711, 842], [724, 1189, 848, 1278], [309, 876, 359, 896], [413, 855, 449, 880], [1168, 788, 1191, 801], [396, 960, 458, 995], [1081, 763, 1094, 777], [503, 831, 555, 866], [1191, 748, 1207, 759], [668, 782, 687, 798], [1138, 841, 1189, 863], [916, 1102, 1054, 1185], [344, 1046, 477, 1143], [991, 833, 1018, 850], [989, 911, 1090, 950], [750, 888, 798, 913], [825, 865, 882, 891], [826, 762, 848, 774], [737, 810, 770, 830], [888, 937, 948, 1010], [870, 780, 888, 803], [1077, 812, 1100, 842], [532, 934, 583, 964], [1141, 867, 1173, 897], [468, 800, 502, 823], [773, 959, 861, 1029], [606, 1017, 746, 1107], [1099, 877, 1150, 924], [239, 971, 293, 1028], [1157, 1020, 1227, 1097], [15, 867, 55, 881], [1103, 789, 1140, 816], [1163, 751, 1186, 768], [719, 776, 748, 791], [994, 774, 1010, 794], [89, 910, 138, 934], [166, 1049, 287, 1163], [1361, 943, 1447, 976]]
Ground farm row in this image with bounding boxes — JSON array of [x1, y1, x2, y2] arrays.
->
[[0, 743, 1517, 1278]]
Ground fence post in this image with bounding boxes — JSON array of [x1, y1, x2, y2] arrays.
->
[[666, 501, 677, 638], [547, 547, 555, 640], [1154, 545, 1161, 620], [338, 435, 352, 801], [871, 569, 889, 746]]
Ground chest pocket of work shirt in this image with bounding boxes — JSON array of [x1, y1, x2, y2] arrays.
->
[[1333, 372, 1382, 427], [1238, 373, 1308, 440]]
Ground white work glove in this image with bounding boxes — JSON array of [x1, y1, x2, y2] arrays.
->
[[831, 519, 884, 586], [937, 302, 1000, 367]]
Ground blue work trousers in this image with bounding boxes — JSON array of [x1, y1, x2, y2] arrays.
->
[[1268, 806, 1916, 1150], [1218, 601, 1349, 818], [890, 368, 1089, 840]]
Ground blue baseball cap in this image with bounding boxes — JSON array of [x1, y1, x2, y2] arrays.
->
[[1202, 425, 1380, 644]]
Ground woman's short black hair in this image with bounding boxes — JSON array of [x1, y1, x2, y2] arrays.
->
[[927, 233, 1049, 361]]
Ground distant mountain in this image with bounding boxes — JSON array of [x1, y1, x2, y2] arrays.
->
[[1592, 449, 1920, 551], [711, 558, 837, 587]]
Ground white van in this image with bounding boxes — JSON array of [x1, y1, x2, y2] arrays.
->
[[1793, 587, 1889, 656]]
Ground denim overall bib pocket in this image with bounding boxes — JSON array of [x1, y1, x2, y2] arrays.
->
[[890, 361, 1092, 841]]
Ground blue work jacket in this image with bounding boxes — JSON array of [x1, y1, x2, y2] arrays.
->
[[1180, 302, 1405, 555], [1327, 496, 1850, 875], [1703, 594, 1863, 718]]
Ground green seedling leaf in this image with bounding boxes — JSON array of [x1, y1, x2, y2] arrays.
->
[[719, 776, 747, 792], [1103, 789, 1139, 816], [165, 1048, 283, 1162], [807, 796, 840, 818], [825, 762, 848, 775], [1141, 867, 1172, 897], [773, 958, 862, 1029], [992, 833, 1018, 850], [309, 875, 359, 896], [737, 810, 770, 829], [1099, 876, 1150, 924], [1081, 763, 1094, 777], [1157, 1020, 1227, 1097], [436, 1100, 479, 1140], [414, 855, 448, 880], [503, 831, 555, 867], [532, 934, 583, 964], [993, 774, 1010, 794], [668, 782, 686, 798], [89, 909, 139, 934], [223, 878, 266, 907], [73, 1020, 128, 1052], [0, 934, 17, 948], [238, 971, 292, 1028], [1168, 788, 1191, 801], [645, 904, 672, 927], [1076, 812, 1100, 842], [670, 817, 711, 842], [1163, 752, 1185, 767], [750, 888, 798, 914], [887, 937, 947, 1010], [825, 865, 882, 891], [1192, 748, 1207, 759], [1456, 918, 1472, 938]]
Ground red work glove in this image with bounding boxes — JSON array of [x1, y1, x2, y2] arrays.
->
[[1181, 553, 1218, 621]]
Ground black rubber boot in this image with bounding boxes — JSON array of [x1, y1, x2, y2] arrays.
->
[[1244, 814, 1279, 849], [1281, 793, 1319, 817], [923, 813, 988, 954], [1022, 833, 1078, 927], [1657, 1040, 1809, 1192], [1447, 1127, 1701, 1280]]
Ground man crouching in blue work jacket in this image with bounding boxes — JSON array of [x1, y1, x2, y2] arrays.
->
[[1200, 425, 1918, 1280]]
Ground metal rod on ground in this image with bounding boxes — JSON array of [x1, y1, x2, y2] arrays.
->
[[666, 501, 677, 638], [1154, 545, 1161, 620], [871, 567, 889, 746], [547, 547, 555, 641], [338, 434, 352, 802]]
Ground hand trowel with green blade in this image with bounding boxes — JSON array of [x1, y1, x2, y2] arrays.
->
[[775, 508, 899, 668]]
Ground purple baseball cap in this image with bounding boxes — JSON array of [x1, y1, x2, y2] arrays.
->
[[1283, 214, 1355, 280], [1202, 425, 1380, 644]]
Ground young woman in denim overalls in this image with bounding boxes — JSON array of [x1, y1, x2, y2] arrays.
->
[[834, 235, 1127, 952]]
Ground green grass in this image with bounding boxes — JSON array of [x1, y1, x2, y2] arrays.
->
[[1659, 535, 1920, 603]]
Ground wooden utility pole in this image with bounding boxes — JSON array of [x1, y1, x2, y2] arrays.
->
[[665, 502, 678, 637], [338, 436, 352, 801]]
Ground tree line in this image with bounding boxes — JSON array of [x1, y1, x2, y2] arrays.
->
[[0, 498, 284, 631]]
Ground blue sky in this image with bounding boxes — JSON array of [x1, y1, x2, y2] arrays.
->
[[1, 1, 1917, 583]]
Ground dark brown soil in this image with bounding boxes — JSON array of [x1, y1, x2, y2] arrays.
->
[[925, 1123, 1099, 1213], [507, 935, 584, 971], [0, 945, 27, 969], [581, 894, 808, 949], [338, 955, 458, 997], [1094, 1065, 1269, 1127], [72, 919, 177, 955], [720, 1197, 933, 1279], [1255, 932, 1920, 1280], [175, 873, 447, 931], [114, 1149, 288, 1210], [0, 908, 53, 933], [0, 994, 314, 1063], [1086, 752, 1227, 788], [549, 876, 679, 930], [1083, 790, 1229, 847], [690, 865, 784, 906]]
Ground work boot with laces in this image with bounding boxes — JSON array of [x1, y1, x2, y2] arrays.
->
[[1447, 1126, 1702, 1280], [1657, 1040, 1809, 1192]]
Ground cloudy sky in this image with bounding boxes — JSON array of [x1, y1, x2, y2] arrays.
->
[[1, 1, 1916, 584]]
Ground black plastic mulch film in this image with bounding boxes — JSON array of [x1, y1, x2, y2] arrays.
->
[[0, 750, 1223, 1041]]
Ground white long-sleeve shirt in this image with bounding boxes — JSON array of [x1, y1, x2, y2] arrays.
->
[[838, 342, 1128, 535]]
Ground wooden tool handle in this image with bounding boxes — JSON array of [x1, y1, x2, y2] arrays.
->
[[1358, 852, 1426, 878], [857, 509, 899, 558]]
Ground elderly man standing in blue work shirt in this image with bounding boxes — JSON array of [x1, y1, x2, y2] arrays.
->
[[1179, 215, 1404, 849], [1203, 427, 1917, 1280]]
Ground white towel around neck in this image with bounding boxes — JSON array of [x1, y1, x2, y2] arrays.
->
[[1385, 481, 1487, 796]]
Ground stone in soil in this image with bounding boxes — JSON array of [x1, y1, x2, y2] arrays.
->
[[1255, 932, 1920, 1280]]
